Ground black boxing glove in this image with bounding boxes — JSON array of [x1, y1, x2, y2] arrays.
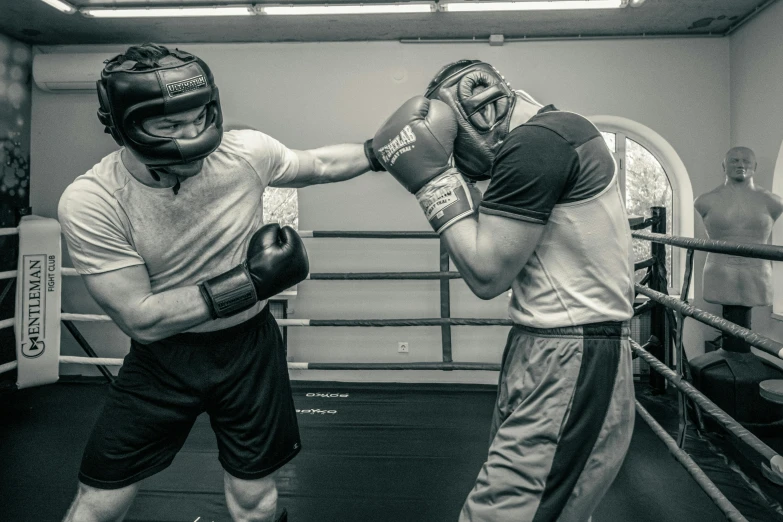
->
[[200, 224, 310, 319], [364, 138, 386, 172]]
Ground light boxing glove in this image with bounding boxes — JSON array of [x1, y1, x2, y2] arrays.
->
[[372, 96, 480, 233], [200, 224, 309, 319]]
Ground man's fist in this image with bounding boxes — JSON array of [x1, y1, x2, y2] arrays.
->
[[245, 224, 309, 300], [200, 224, 309, 319], [373, 96, 480, 234], [372, 96, 458, 194]]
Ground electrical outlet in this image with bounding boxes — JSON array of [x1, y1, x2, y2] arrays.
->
[[398, 342, 409, 354]]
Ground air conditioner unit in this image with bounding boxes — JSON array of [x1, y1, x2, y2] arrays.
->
[[32, 52, 114, 92]]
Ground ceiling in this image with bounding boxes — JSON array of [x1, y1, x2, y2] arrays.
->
[[0, 0, 777, 46]]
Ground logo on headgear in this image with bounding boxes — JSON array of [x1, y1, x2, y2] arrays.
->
[[166, 75, 207, 97], [425, 60, 516, 181]]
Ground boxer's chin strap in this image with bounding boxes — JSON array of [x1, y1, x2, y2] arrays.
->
[[148, 167, 181, 195]]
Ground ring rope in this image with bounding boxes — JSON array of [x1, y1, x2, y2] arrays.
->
[[634, 258, 655, 271], [635, 400, 748, 522], [39, 269, 463, 282], [12, 268, 465, 282], [0, 267, 78, 280], [298, 230, 438, 239], [0, 317, 14, 330], [0, 227, 18, 236], [308, 271, 463, 280], [0, 360, 17, 375], [635, 284, 783, 359], [633, 300, 656, 317], [631, 339, 783, 481], [287, 362, 501, 371], [61, 313, 112, 322], [630, 217, 659, 230], [632, 231, 783, 262], [674, 248, 697, 447], [59, 356, 124, 366], [57, 356, 501, 372], [307, 318, 513, 327], [59, 314, 514, 327]]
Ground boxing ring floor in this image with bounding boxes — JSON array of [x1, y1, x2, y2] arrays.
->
[[2, 380, 781, 522]]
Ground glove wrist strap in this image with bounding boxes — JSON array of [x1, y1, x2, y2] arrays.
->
[[199, 264, 258, 319], [415, 169, 480, 233], [364, 139, 386, 172]]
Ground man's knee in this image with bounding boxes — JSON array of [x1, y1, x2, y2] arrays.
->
[[224, 472, 277, 519], [63, 482, 139, 522]]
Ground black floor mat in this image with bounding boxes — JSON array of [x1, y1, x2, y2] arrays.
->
[[1, 380, 779, 521]]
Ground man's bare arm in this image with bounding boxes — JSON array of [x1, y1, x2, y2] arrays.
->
[[440, 213, 545, 300], [273, 145, 371, 188], [81, 265, 212, 343]]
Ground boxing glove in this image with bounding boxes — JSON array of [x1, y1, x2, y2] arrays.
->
[[200, 224, 309, 319], [373, 96, 480, 233], [373, 96, 457, 193]]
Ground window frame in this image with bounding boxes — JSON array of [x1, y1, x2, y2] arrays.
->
[[592, 115, 694, 299], [770, 140, 783, 321]]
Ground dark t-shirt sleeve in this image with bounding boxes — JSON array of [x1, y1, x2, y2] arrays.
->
[[479, 125, 579, 224]]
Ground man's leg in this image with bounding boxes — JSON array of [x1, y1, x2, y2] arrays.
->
[[460, 326, 585, 522], [210, 308, 300, 521], [224, 472, 278, 522], [556, 336, 635, 522], [460, 323, 629, 522], [69, 339, 201, 521], [62, 482, 139, 522]]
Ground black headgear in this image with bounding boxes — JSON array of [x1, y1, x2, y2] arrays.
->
[[96, 49, 223, 170], [425, 60, 516, 181]]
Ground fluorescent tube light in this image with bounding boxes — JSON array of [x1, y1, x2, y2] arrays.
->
[[39, 0, 77, 14], [441, 0, 626, 13], [259, 3, 435, 15], [80, 6, 255, 18]]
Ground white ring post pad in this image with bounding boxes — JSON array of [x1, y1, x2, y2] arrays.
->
[[15, 216, 62, 389]]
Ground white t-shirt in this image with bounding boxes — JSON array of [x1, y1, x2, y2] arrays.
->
[[58, 129, 299, 333]]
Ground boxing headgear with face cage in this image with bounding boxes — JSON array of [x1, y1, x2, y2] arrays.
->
[[425, 60, 516, 181], [96, 49, 223, 180]]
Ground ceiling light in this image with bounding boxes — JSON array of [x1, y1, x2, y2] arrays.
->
[[39, 0, 77, 14], [441, 0, 626, 13], [80, 6, 256, 18], [259, 3, 436, 15]]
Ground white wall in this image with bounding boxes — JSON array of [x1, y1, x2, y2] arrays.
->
[[728, 0, 783, 369], [30, 38, 730, 382]]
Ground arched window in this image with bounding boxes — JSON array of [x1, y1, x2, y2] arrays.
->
[[263, 187, 298, 229], [223, 123, 299, 230], [771, 140, 783, 320], [601, 131, 673, 286], [591, 116, 694, 297]]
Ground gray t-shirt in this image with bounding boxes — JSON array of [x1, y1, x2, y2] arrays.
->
[[58, 129, 299, 332], [481, 107, 634, 327]]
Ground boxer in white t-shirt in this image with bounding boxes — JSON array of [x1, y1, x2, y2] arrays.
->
[[59, 43, 383, 522]]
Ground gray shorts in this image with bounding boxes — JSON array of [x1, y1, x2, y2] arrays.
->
[[460, 322, 635, 522]]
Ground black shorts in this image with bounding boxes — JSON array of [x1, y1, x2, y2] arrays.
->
[[79, 306, 301, 490]]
